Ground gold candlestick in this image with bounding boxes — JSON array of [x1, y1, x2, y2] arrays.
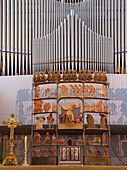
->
[[2, 113, 23, 166], [22, 136, 29, 166]]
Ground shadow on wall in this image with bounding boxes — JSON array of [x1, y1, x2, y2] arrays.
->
[[16, 89, 32, 124]]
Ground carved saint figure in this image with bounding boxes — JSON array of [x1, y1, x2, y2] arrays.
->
[[47, 113, 54, 128], [86, 114, 98, 129], [99, 114, 107, 129], [43, 132, 50, 145], [88, 149, 95, 157], [32, 149, 40, 157], [40, 149, 47, 157], [97, 84, 107, 98], [102, 133, 107, 146], [35, 86, 41, 98], [35, 132, 41, 145], [51, 134, 56, 145], [77, 136, 84, 145], [48, 148, 55, 157], [58, 136, 64, 145], [36, 116, 46, 130]]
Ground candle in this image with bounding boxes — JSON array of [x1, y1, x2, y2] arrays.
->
[[25, 136, 27, 151]]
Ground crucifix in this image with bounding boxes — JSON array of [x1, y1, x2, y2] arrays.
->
[[2, 113, 23, 166]]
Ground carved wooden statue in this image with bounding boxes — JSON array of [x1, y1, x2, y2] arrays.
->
[[89, 85, 96, 97], [79, 70, 83, 80], [87, 70, 93, 81], [33, 72, 39, 84], [103, 105, 108, 113], [36, 116, 46, 130], [34, 100, 43, 113], [42, 132, 50, 145], [103, 149, 109, 157], [88, 149, 95, 157], [99, 114, 107, 129], [85, 104, 89, 112], [43, 88, 51, 98], [57, 70, 62, 81], [32, 149, 40, 157], [47, 113, 54, 129], [35, 132, 41, 145], [93, 137, 101, 145], [96, 100, 102, 112], [35, 86, 41, 98], [83, 70, 88, 81], [102, 133, 107, 146], [48, 148, 55, 157], [51, 134, 56, 145], [52, 104, 57, 112], [94, 71, 98, 81], [97, 149, 102, 157], [44, 103, 51, 112], [77, 136, 84, 145], [97, 84, 107, 98], [102, 72, 107, 82], [40, 149, 47, 157], [58, 136, 64, 145], [86, 114, 98, 129], [91, 104, 95, 112]]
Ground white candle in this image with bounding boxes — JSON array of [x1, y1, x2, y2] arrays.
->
[[25, 136, 27, 151]]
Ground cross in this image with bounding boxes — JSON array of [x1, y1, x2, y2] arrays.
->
[[2, 113, 23, 166]]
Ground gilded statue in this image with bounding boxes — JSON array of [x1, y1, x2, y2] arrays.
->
[[97, 84, 107, 98], [36, 116, 46, 130], [35, 86, 41, 98], [43, 88, 51, 98], [99, 114, 107, 129], [34, 100, 43, 113], [86, 114, 98, 129]]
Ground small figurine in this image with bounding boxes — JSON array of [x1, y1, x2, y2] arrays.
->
[[44, 103, 51, 112], [32, 149, 40, 157], [36, 116, 46, 130], [42, 132, 50, 145], [96, 100, 102, 112], [67, 138, 73, 146], [40, 149, 47, 157], [48, 148, 55, 157], [102, 133, 107, 146], [47, 113, 54, 129], [43, 88, 51, 98], [51, 134, 56, 145], [58, 136, 64, 145], [52, 104, 57, 112], [34, 100, 43, 113], [85, 104, 89, 112], [77, 136, 84, 145], [86, 114, 98, 129], [97, 149, 102, 157], [88, 149, 95, 157], [35, 132, 41, 145], [91, 104, 95, 112], [97, 85, 107, 98], [35, 86, 41, 98], [86, 135, 89, 145], [93, 137, 101, 145], [103, 105, 108, 113], [103, 149, 109, 157], [99, 114, 107, 129]]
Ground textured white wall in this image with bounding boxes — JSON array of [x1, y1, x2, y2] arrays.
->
[[0, 74, 127, 125]]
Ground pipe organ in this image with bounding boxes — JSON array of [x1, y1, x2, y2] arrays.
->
[[32, 0, 113, 73], [0, 0, 127, 75]]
